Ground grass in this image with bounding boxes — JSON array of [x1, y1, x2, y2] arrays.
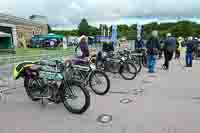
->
[[0, 48, 75, 66]]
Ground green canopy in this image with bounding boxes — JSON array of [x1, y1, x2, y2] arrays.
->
[[32, 33, 64, 40], [0, 32, 13, 49]]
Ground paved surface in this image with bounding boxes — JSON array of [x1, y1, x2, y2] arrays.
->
[[1, 55, 200, 133]]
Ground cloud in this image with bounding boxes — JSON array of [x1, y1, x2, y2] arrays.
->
[[0, 0, 200, 29]]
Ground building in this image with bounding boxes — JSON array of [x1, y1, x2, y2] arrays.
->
[[29, 15, 48, 25], [0, 13, 48, 48]]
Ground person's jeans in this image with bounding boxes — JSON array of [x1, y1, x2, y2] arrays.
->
[[147, 55, 156, 73], [186, 52, 193, 66], [164, 50, 174, 69]]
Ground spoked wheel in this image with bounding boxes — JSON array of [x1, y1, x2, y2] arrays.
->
[[24, 77, 41, 101], [119, 61, 137, 80], [131, 58, 142, 73], [89, 70, 110, 95], [62, 83, 90, 114]]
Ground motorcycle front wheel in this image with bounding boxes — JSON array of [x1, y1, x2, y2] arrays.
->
[[24, 77, 41, 101], [61, 83, 90, 114], [89, 70, 110, 95], [119, 61, 137, 80]]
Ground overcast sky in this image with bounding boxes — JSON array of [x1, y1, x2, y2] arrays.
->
[[1, 0, 200, 29]]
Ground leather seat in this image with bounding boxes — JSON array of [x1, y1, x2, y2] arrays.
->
[[30, 65, 42, 71]]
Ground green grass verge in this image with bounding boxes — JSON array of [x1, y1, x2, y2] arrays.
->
[[0, 48, 75, 66]]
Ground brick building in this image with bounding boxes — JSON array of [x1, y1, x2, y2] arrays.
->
[[0, 13, 48, 48]]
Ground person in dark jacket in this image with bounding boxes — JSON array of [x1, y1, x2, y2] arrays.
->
[[102, 40, 114, 53], [146, 30, 160, 73], [185, 37, 195, 67], [96, 40, 114, 65], [135, 36, 145, 50], [163, 33, 176, 70]]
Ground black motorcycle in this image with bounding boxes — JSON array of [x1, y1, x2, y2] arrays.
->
[[96, 51, 137, 80], [67, 56, 110, 95]]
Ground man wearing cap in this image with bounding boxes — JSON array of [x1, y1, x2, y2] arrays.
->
[[184, 36, 196, 67], [163, 33, 176, 70]]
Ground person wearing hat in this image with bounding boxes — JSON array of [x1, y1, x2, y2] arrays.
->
[[162, 33, 176, 70], [184, 36, 196, 67], [146, 30, 160, 73]]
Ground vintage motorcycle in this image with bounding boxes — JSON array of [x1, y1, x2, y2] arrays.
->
[[13, 60, 90, 114], [96, 51, 137, 80]]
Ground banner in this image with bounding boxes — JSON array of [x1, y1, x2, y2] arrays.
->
[[137, 24, 144, 38], [111, 25, 117, 46]]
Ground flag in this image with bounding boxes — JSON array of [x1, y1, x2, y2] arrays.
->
[[111, 25, 117, 47]]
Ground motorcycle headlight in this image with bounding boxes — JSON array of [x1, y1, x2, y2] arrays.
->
[[103, 52, 107, 57], [90, 64, 96, 70]]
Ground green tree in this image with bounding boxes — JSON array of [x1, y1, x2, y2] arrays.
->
[[47, 24, 52, 33], [170, 21, 193, 37], [88, 26, 98, 36], [78, 18, 89, 36]]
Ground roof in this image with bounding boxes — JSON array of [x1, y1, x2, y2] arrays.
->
[[32, 34, 64, 40], [0, 13, 45, 27], [0, 32, 11, 37]]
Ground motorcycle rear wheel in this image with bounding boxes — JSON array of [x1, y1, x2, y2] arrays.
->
[[119, 61, 137, 80]]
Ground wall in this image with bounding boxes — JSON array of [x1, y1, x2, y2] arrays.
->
[[16, 24, 48, 48]]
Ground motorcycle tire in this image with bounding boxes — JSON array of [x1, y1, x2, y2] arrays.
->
[[119, 61, 137, 80], [130, 59, 142, 73], [24, 77, 40, 101], [89, 70, 110, 95], [60, 83, 90, 114]]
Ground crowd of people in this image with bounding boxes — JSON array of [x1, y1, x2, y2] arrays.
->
[[133, 31, 200, 73], [73, 32, 200, 74]]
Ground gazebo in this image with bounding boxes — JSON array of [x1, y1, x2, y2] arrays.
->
[[0, 32, 13, 49]]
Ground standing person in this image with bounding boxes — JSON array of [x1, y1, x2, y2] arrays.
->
[[175, 37, 182, 59], [162, 33, 176, 70], [185, 36, 195, 67], [158, 39, 165, 59], [135, 36, 145, 50], [146, 30, 160, 73]]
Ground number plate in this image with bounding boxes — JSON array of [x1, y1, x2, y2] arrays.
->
[[90, 64, 96, 70]]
